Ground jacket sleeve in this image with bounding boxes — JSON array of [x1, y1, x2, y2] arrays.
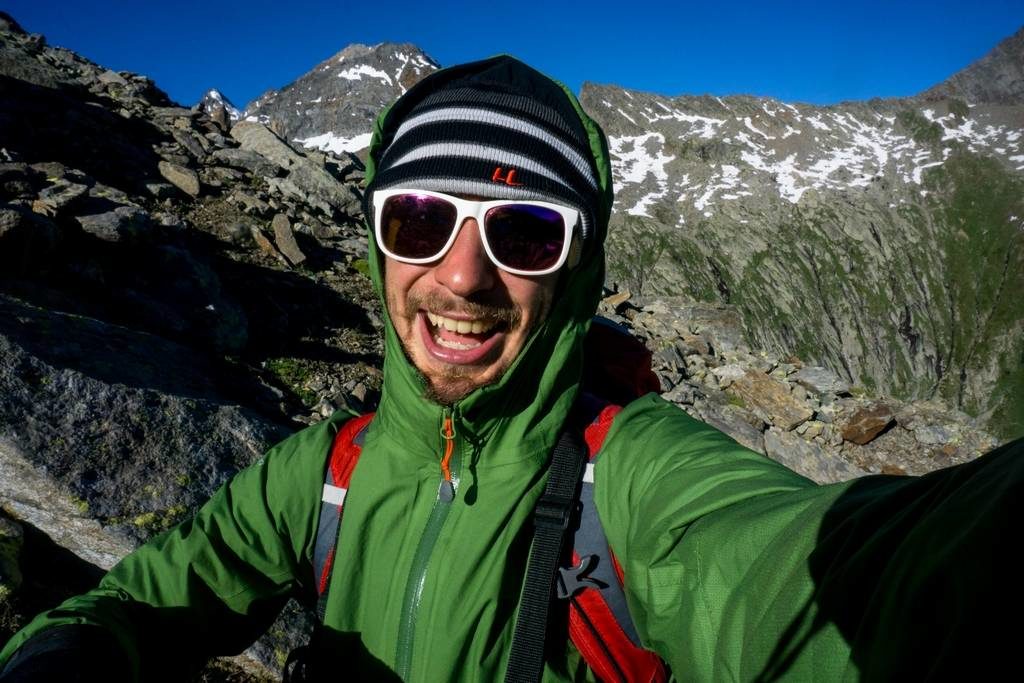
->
[[595, 394, 1023, 680], [0, 414, 342, 680]]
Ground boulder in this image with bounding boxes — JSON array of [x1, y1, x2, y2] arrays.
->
[[34, 178, 90, 214], [157, 160, 200, 197], [231, 121, 362, 217], [791, 365, 851, 396], [727, 369, 814, 431], [272, 213, 306, 266], [841, 402, 896, 445], [764, 428, 864, 484], [230, 121, 306, 172], [0, 294, 291, 547], [75, 205, 149, 242], [700, 403, 766, 454], [711, 363, 745, 388], [211, 148, 278, 178]]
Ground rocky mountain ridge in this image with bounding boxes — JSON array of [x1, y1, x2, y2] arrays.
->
[[580, 27, 1023, 439], [0, 11, 1014, 681]]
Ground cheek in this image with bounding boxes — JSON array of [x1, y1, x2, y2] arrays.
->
[[507, 273, 558, 325], [383, 260, 422, 322]]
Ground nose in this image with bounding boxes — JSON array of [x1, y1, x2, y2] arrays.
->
[[433, 218, 496, 297]]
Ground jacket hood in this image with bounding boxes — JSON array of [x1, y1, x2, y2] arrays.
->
[[363, 55, 614, 462]]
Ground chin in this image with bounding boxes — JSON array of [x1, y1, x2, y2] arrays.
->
[[419, 361, 509, 405]]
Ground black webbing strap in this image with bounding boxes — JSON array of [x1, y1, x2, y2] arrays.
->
[[504, 428, 587, 683]]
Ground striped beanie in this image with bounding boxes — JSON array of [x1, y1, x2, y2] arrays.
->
[[366, 56, 602, 247]]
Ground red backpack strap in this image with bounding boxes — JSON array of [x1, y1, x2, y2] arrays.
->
[[562, 396, 668, 683], [313, 412, 374, 617]]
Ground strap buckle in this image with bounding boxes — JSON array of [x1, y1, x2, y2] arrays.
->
[[555, 554, 605, 599]]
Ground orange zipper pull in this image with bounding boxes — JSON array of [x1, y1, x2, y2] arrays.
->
[[438, 416, 455, 502]]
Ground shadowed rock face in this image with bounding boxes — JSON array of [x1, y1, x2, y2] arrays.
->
[[580, 33, 1024, 440]]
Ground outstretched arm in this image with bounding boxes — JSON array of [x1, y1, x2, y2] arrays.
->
[[597, 394, 1022, 680]]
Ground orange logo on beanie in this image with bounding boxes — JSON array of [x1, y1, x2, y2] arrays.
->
[[491, 167, 524, 186]]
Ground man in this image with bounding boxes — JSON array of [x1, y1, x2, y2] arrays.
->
[[1, 55, 1021, 682]]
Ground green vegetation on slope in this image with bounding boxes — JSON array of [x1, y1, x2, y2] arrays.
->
[[928, 155, 1024, 439]]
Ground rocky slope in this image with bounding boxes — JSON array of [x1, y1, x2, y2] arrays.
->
[[0, 12, 380, 679], [0, 11, 1012, 681], [241, 42, 438, 155], [581, 27, 1024, 440]]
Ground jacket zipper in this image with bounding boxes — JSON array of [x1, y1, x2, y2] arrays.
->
[[395, 408, 459, 680]]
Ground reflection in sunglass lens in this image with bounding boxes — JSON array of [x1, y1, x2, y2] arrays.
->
[[380, 194, 457, 259], [485, 205, 565, 272]]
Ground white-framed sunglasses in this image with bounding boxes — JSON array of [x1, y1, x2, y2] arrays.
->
[[372, 188, 579, 276]]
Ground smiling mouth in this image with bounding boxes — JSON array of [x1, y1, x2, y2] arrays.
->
[[426, 311, 505, 350]]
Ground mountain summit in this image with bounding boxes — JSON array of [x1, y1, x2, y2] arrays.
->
[[241, 42, 438, 154], [198, 88, 241, 129], [919, 26, 1024, 105]]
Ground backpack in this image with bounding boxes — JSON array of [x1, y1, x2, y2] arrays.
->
[[307, 320, 668, 682]]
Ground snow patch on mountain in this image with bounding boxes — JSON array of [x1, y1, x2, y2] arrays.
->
[[338, 64, 392, 85], [608, 133, 675, 215], [597, 90, 1023, 214], [295, 131, 373, 154]]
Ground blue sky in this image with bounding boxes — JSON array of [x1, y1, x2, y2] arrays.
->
[[8, 1, 1023, 109]]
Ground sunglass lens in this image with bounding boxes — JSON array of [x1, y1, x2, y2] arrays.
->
[[380, 194, 457, 260], [484, 205, 565, 272]]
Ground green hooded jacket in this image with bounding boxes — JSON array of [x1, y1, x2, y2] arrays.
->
[[2, 56, 1021, 682]]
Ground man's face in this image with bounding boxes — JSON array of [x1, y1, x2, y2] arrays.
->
[[383, 206, 559, 405]]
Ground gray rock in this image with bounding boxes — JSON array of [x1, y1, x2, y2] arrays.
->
[[0, 295, 290, 547], [211, 148, 278, 177], [272, 213, 306, 266], [171, 128, 207, 161], [914, 424, 956, 445], [232, 121, 362, 217], [791, 366, 851, 396], [764, 428, 864, 484], [701, 403, 766, 454], [35, 179, 90, 213], [228, 189, 271, 215], [144, 181, 177, 199], [75, 206, 149, 242], [711, 363, 745, 388], [231, 121, 307, 171], [0, 437, 133, 569], [727, 369, 813, 431], [97, 69, 128, 86], [157, 161, 200, 197]]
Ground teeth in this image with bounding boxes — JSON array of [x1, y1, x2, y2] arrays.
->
[[426, 312, 497, 335], [434, 335, 480, 350]]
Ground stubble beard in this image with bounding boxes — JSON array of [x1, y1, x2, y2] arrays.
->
[[386, 288, 551, 406]]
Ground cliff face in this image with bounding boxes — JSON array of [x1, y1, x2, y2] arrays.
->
[[581, 54, 1024, 438]]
